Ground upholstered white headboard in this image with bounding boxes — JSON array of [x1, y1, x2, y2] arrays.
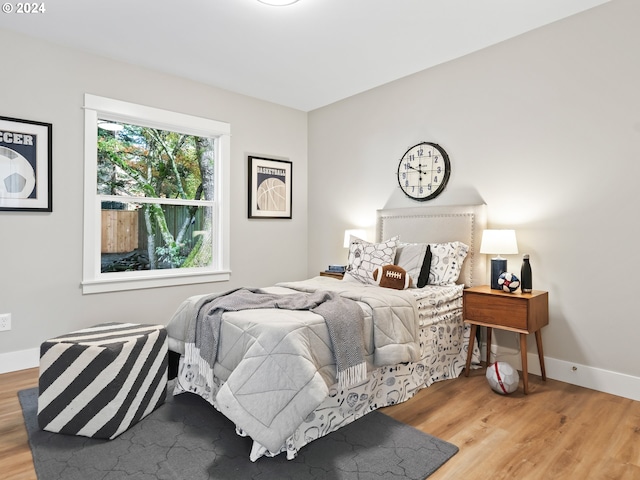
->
[[376, 204, 487, 288]]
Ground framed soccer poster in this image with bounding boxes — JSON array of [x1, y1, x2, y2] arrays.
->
[[248, 156, 292, 219], [0, 116, 52, 212]]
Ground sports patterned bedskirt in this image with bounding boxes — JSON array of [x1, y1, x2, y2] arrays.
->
[[37, 322, 168, 440], [173, 285, 478, 460]]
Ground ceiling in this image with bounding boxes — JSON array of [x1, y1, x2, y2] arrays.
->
[[0, 0, 609, 111]]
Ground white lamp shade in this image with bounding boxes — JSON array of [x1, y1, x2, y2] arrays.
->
[[344, 229, 367, 248], [480, 229, 518, 255]]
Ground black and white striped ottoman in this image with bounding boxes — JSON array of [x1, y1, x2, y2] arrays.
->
[[37, 322, 168, 439]]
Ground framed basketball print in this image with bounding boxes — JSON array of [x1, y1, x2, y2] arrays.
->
[[248, 156, 292, 219], [0, 116, 52, 212]]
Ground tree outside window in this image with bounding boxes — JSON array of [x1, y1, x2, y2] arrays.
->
[[83, 95, 230, 294]]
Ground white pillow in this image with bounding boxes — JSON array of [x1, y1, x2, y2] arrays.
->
[[429, 241, 469, 285], [395, 242, 428, 288], [346, 236, 399, 285]]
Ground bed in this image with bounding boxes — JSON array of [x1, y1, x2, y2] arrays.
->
[[165, 204, 487, 461]]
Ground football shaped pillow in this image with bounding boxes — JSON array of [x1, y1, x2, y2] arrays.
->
[[372, 265, 411, 290]]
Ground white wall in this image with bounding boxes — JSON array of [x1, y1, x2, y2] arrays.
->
[[308, 0, 640, 396], [0, 29, 308, 370]]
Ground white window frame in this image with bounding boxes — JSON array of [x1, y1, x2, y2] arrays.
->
[[82, 94, 231, 294]]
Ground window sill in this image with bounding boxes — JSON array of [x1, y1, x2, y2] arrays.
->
[[82, 270, 231, 294]]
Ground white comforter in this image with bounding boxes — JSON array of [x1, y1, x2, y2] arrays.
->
[[165, 276, 421, 453]]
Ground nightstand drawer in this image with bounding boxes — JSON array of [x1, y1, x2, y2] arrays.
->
[[464, 293, 528, 330]]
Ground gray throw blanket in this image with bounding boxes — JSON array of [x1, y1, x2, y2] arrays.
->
[[185, 288, 366, 388]]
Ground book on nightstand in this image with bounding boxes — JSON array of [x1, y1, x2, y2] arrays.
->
[[326, 265, 346, 273]]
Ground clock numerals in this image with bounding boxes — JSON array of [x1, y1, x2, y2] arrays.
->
[[396, 142, 450, 201]]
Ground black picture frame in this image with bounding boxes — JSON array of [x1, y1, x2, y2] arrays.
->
[[0, 115, 52, 212], [248, 156, 292, 219]]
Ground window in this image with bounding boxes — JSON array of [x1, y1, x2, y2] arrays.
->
[[82, 94, 230, 294]]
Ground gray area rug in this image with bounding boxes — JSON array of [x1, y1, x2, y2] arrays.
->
[[19, 383, 457, 479]]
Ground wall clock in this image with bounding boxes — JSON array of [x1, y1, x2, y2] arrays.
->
[[397, 142, 450, 201]]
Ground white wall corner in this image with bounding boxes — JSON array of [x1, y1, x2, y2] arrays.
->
[[0, 348, 40, 374]]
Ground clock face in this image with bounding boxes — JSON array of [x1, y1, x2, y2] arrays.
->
[[397, 142, 450, 201]]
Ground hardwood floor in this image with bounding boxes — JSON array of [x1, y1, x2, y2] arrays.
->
[[381, 368, 640, 479], [0, 368, 39, 480], [1, 367, 638, 479]]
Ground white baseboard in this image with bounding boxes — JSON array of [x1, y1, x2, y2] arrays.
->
[[3, 346, 639, 401], [484, 344, 640, 402], [0, 348, 39, 374]]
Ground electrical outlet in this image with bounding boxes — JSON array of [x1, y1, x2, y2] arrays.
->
[[0, 313, 11, 331]]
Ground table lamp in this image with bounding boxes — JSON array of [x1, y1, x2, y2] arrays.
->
[[343, 229, 367, 248], [480, 229, 518, 289]]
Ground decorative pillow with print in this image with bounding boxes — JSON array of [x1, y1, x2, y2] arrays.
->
[[428, 241, 469, 285], [346, 236, 399, 285]]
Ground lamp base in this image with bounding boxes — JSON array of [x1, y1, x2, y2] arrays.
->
[[490, 258, 507, 289]]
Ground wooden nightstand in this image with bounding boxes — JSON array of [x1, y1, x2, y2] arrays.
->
[[319, 271, 344, 279], [463, 285, 549, 394]]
